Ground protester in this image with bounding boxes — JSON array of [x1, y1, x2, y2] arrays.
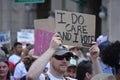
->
[[14, 47, 38, 80], [63, 46, 79, 79], [0, 58, 10, 80], [76, 42, 102, 80], [101, 41, 120, 80], [26, 33, 77, 80], [39, 46, 75, 80], [76, 60, 92, 80], [64, 64, 76, 79], [9, 42, 22, 66], [69, 46, 85, 65], [97, 35, 113, 74], [98, 40, 113, 74], [8, 42, 22, 76], [21, 43, 33, 59], [14, 55, 32, 80], [89, 42, 103, 74]]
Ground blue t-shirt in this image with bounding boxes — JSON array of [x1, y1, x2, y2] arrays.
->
[[100, 61, 113, 74]]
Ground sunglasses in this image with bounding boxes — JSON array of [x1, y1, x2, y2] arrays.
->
[[53, 55, 71, 61]]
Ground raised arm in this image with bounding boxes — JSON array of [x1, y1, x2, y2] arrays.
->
[[26, 33, 62, 80], [89, 42, 103, 75]]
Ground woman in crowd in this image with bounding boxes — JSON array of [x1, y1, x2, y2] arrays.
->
[[0, 58, 10, 80]]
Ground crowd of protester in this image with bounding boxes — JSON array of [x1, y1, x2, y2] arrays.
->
[[0, 33, 119, 80]]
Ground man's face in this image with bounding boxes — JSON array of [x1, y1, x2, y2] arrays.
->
[[50, 54, 71, 74], [14, 44, 22, 55], [64, 66, 76, 78]]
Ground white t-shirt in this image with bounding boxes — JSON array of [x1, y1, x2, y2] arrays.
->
[[46, 62, 50, 71], [39, 71, 66, 80], [14, 61, 27, 78], [9, 54, 21, 65]]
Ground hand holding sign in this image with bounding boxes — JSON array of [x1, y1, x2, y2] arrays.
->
[[49, 33, 63, 50], [89, 42, 100, 59]]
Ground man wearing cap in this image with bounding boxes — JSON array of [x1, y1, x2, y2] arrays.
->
[[64, 64, 76, 79], [27, 33, 76, 80], [69, 46, 87, 65]]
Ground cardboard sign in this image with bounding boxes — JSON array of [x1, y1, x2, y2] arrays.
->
[[34, 29, 54, 56], [34, 18, 55, 32], [55, 10, 96, 47]]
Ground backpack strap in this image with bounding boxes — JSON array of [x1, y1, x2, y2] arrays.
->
[[44, 73, 50, 80], [15, 59, 21, 66]]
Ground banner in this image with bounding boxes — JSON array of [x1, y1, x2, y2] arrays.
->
[[17, 31, 34, 45], [34, 29, 54, 56], [0, 31, 11, 44], [0, 31, 11, 49]]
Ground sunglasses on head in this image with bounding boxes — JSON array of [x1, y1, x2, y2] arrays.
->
[[53, 55, 71, 61]]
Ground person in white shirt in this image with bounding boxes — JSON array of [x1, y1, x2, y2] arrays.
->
[[14, 55, 33, 80], [8, 42, 22, 76], [14, 61, 27, 79], [9, 42, 22, 66], [27, 33, 76, 80]]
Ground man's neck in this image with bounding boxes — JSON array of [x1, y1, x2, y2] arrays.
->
[[14, 52, 21, 56], [50, 69, 64, 79]]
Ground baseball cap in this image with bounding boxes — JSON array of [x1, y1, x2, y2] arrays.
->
[[91, 73, 116, 80], [54, 46, 74, 57]]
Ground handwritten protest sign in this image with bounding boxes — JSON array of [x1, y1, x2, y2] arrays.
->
[[34, 29, 54, 56], [55, 10, 96, 47]]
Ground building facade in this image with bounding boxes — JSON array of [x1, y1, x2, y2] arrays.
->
[[0, 0, 120, 47]]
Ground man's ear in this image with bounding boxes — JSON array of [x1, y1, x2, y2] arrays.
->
[[85, 72, 92, 80]]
